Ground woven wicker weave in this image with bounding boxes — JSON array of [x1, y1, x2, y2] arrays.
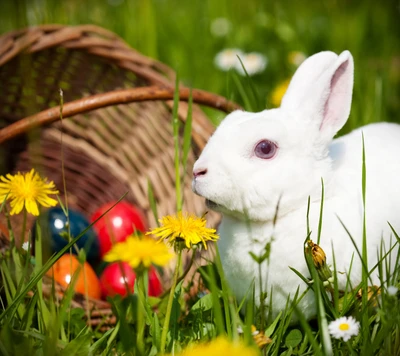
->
[[0, 25, 240, 329], [0, 24, 240, 237]]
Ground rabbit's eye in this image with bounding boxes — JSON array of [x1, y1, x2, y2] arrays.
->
[[254, 140, 277, 159]]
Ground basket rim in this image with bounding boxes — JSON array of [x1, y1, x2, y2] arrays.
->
[[0, 86, 241, 146], [0, 23, 242, 146], [0, 23, 175, 80]]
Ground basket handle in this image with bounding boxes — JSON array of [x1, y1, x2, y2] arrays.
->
[[0, 86, 241, 144]]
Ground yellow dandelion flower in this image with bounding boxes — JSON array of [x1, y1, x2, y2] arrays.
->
[[174, 337, 260, 356], [147, 212, 219, 250], [103, 235, 174, 269], [270, 78, 291, 107], [0, 169, 59, 216]]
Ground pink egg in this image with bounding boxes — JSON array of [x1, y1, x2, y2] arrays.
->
[[91, 201, 147, 257]]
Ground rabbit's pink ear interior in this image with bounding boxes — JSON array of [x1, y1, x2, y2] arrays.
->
[[281, 50, 354, 143], [319, 52, 354, 140]]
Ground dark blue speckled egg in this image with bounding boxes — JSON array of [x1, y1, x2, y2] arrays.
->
[[35, 207, 100, 262]]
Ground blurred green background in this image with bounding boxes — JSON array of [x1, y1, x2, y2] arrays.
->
[[0, 0, 399, 130]]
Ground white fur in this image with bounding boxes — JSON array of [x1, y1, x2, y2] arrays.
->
[[192, 50, 400, 319]]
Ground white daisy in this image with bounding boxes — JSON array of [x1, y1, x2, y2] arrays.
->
[[387, 285, 398, 296], [22, 241, 30, 251], [328, 316, 360, 342], [235, 52, 268, 76], [210, 18, 232, 37], [214, 48, 244, 72]]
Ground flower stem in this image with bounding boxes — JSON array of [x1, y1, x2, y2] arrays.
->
[[160, 248, 182, 353], [14, 209, 27, 283], [21, 209, 27, 249], [137, 270, 146, 355]]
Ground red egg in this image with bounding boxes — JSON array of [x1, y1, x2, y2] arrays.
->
[[148, 267, 163, 296], [91, 201, 147, 257], [100, 262, 163, 298], [47, 254, 101, 299], [100, 262, 135, 298]]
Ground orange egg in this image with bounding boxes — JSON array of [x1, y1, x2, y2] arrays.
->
[[47, 254, 101, 299]]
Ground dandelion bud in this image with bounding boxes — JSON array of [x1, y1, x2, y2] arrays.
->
[[251, 325, 272, 348], [306, 240, 333, 283]]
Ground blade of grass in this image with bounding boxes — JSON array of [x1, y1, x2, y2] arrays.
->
[[0, 261, 17, 311], [317, 178, 324, 244], [237, 280, 255, 314], [33, 222, 51, 330], [305, 251, 333, 355], [214, 244, 234, 339], [336, 216, 374, 287], [182, 88, 193, 170], [271, 289, 300, 356], [306, 196, 311, 236], [147, 180, 159, 227], [205, 263, 225, 336], [231, 72, 253, 112], [21, 291, 38, 332], [236, 55, 260, 110], [358, 132, 372, 353], [360, 133, 371, 352], [104, 322, 120, 354], [172, 73, 182, 212], [331, 242, 340, 316]]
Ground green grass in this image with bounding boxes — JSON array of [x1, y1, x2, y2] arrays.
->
[[0, 0, 399, 355]]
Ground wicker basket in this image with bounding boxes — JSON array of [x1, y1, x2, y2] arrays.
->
[[0, 24, 239, 329]]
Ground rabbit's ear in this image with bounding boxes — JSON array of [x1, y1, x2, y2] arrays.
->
[[281, 50, 354, 143]]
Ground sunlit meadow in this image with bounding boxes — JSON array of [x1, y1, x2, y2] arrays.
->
[[0, 0, 399, 355]]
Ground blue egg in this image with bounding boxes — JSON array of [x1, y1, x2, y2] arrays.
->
[[36, 207, 100, 262]]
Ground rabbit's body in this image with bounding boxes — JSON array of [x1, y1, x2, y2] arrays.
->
[[218, 122, 400, 318], [192, 51, 400, 318]]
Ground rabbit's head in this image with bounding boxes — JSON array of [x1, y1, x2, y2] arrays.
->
[[192, 51, 354, 222]]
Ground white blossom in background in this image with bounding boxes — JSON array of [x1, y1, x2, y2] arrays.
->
[[214, 48, 244, 72], [328, 316, 360, 342], [210, 17, 232, 37], [235, 52, 268, 76], [288, 51, 307, 67], [387, 285, 398, 296], [22, 241, 30, 251], [236, 325, 260, 336]]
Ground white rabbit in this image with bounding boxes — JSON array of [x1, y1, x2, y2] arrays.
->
[[192, 50, 400, 319]]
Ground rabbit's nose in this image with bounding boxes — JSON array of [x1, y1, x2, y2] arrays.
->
[[193, 167, 208, 178]]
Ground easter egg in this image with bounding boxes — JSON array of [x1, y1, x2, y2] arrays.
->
[[148, 267, 163, 296], [36, 207, 100, 262], [100, 262, 136, 298], [100, 262, 163, 298], [47, 254, 101, 299], [91, 201, 147, 257]]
